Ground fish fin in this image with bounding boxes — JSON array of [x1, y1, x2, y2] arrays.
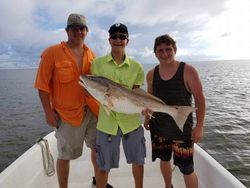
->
[[132, 88, 166, 105], [104, 92, 114, 107], [171, 106, 197, 132], [103, 105, 111, 116], [107, 97, 114, 107]]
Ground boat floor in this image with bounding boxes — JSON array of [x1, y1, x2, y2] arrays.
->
[[33, 131, 185, 188], [1, 130, 246, 188]]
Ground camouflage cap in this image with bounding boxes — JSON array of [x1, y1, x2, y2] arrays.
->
[[67, 13, 87, 28]]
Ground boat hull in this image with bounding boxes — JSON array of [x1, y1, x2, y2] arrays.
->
[[0, 131, 246, 188]]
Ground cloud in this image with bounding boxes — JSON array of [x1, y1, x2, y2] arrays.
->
[[115, 0, 228, 26], [191, 0, 250, 60], [0, 0, 249, 68], [221, 33, 231, 38]]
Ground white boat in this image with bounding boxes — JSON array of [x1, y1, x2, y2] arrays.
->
[[0, 131, 246, 188]]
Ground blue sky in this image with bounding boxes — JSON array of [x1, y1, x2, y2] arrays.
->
[[0, 0, 250, 68]]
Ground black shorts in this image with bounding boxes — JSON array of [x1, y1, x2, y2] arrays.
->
[[151, 134, 194, 175]]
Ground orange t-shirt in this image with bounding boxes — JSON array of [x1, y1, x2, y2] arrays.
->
[[34, 42, 99, 126]]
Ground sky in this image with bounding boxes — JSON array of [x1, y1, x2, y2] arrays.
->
[[0, 0, 250, 68]]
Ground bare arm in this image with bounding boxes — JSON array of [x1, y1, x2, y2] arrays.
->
[[143, 69, 154, 130], [38, 90, 59, 127], [185, 65, 206, 143]]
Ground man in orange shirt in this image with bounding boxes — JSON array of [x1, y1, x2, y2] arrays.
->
[[34, 13, 112, 188]]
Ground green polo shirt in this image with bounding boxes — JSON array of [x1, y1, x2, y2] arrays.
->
[[91, 53, 145, 135]]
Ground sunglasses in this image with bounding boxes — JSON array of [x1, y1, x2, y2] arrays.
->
[[110, 34, 127, 40]]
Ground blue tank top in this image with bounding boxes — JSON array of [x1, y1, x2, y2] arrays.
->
[[149, 62, 193, 140]]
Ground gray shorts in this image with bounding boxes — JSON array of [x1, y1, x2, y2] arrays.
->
[[55, 107, 97, 160], [96, 126, 146, 172]]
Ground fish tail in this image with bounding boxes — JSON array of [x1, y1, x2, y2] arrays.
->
[[171, 106, 197, 132]]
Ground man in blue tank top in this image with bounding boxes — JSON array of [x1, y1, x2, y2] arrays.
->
[[144, 34, 206, 188]]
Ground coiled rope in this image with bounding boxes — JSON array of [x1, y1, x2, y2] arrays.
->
[[36, 138, 55, 176]]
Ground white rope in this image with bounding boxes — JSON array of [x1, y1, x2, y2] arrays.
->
[[37, 138, 55, 176]]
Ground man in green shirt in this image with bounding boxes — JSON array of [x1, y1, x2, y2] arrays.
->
[[92, 23, 146, 188]]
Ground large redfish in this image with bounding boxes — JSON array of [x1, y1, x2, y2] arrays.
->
[[79, 75, 196, 132]]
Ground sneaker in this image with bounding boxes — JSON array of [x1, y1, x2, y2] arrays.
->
[[91, 177, 96, 188], [165, 185, 173, 188], [92, 176, 113, 188]]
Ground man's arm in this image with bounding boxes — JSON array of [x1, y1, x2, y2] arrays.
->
[[38, 90, 59, 127], [143, 69, 154, 130], [185, 64, 206, 143]]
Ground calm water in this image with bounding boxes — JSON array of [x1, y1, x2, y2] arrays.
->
[[0, 60, 250, 187]]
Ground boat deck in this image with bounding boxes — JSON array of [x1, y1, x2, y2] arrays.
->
[[30, 131, 185, 188], [1, 130, 246, 188]]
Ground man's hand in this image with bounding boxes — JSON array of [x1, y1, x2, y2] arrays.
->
[[142, 108, 153, 130], [45, 110, 60, 128], [143, 120, 150, 130], [142, 108, 153, 116], [192, 126, 203, 143]]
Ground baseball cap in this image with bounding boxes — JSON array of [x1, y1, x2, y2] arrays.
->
[[108, 23, 128, 35], [67, 13, 88, 29]]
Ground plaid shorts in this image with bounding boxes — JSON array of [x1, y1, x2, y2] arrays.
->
[[151, 134, 194, 175]]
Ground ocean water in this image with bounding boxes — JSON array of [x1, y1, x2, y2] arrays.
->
[[0, 60, 250, 187]]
